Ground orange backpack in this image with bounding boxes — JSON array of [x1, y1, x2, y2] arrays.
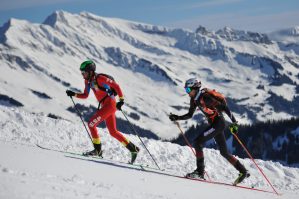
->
[[203, 88, 227, 106]]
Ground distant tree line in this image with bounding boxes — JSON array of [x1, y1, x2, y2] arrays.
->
[[171, 117, 299, 166]]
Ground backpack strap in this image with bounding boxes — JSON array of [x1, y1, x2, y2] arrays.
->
[[194, 89, 202, 101], [95, 74, 117, 96]]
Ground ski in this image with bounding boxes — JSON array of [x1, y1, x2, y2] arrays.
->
[[35, 144, 158, 171], [131, 167, 275, 194], [35, 144, 275, 194], [183, 176, 273, 193], [134, 167, 275, 194]]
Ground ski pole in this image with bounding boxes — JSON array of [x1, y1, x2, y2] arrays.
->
[[174, 121, 211, 181], [230, 130, 279, 195], [120, 110, 161, 170], [69, 96, 93, 142], [175, 121, 196, 156]]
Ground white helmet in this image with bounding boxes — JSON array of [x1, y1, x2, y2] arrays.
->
[[185, 78, 201, 88]]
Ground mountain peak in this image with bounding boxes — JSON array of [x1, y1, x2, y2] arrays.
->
[[0, 18, 32, 44], [215, 26, 271, 44], [278, 26, 299, 36], [289, 26, 299, 36], [195, 25, 210, 35], [268, 26, 299, 44], [43, 10, 70, 27], [79, 11, 101, 20], [0, 20, 11, 43], [223, 26, 234, 33], [2, 18, 29, 27], [271, 26, 299, 37]]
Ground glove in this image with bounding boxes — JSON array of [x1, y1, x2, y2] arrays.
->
[[169, 114, 179, 121], [229, 122, 239, 134], [66, 90, 75, 97], [116, 99, 124, 110]]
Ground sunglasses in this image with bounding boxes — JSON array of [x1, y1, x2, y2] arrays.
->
[[185, 87, 192, 94], [81, 71, 89, 75]]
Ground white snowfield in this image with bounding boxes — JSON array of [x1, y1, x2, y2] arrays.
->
[[0, 106, 298, 199]]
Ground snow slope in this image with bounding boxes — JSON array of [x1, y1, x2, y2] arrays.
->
[[0, 11, 298, 139], [0, 105, 299, 199]]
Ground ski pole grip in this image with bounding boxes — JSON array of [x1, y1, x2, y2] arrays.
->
[[229, 123, 238, 134]]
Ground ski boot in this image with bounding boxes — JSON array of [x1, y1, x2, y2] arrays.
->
[[83, 149, 103, 157], [186, 158, 205, 179], [126, 142, 140, 164], [233, 171, 250, 185], [186, 169, 205, 179], [83, 143, 103, 158], [186, 160, 205, 179], [233, 160, 250, 185]]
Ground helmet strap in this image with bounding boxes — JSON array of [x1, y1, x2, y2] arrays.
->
[[88, 71, 95, 81]]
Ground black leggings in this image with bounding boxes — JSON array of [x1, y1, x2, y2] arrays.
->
[[194, 116, 236, 164]]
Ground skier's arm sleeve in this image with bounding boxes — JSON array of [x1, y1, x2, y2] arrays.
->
[[98, 76, 124, 99], [178, 100, 196, 120], [75, 81, 90, 99], [223, 105, 237, 123]]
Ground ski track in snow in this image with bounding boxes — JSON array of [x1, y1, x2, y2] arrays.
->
[[0, 105, 299, 199]]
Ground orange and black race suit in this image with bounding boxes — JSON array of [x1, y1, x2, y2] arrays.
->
[[179, 88, 236, 124], [74, 74, 129, 146], [177, 88, 238, 169]]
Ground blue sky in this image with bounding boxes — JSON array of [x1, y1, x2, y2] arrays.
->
[[0, 0, 298, 32]]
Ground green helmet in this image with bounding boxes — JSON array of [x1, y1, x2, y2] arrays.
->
[[80, 60, 96, 72]]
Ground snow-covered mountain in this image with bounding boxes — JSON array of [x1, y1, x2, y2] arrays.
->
[[1, 105, 299, 199], [269, 26, 299, 44], [268, 27, 299, 59], [0, 10, 298, 139]]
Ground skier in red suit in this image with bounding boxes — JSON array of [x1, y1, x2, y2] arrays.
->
[[66, 60, 139, 163]]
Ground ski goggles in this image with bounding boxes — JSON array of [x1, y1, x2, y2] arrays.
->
[[185, 87, 192, 94]]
